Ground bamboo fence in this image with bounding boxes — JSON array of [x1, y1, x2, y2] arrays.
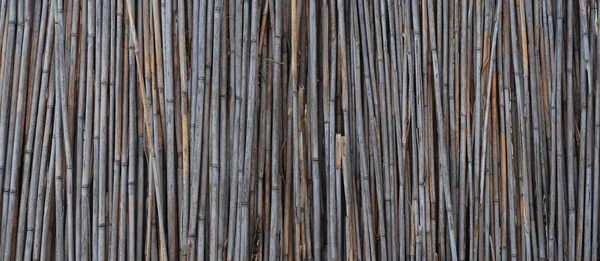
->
[[0, 0, 599, 260]]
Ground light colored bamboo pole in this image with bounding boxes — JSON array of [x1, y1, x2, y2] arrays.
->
[[306, 0, 321, 258], [592, 6, 600, 261], [267, 0, 282, 257], [207, 0, 223, 260], [126, 5, 138, 259], [109, 0, 125, 259], [565, 0, 576, 259], [176, 0, 190, 258]]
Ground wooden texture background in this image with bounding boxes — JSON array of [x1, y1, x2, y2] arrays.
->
[[0, 0, 598, 260]]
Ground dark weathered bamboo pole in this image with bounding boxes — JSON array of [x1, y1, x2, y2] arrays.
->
[[218, 10, 229, 257], [206, 0, 223, 260], [306, 0, 321, 258], [592, 6, 600, 261], [107, 0, 116, 251], [500, 4, 518, 259], [73, 0, 87, 258], [109, 0, 125, 259], [471, 5, 484, 256], [225, 0, 239, 251], [549, 1, 561, 260], [54, 50, 66, 261], [259, 21, 274, 257], [126, 5, 138, 259], [92, 0, 102, 256], [491, 31, 502, 260], [318, 0, 334, 258], [565, 0, 576, 259], [267, 0, 282, 257], [457, 0, 468, 257], [97, 0, 112, 257], [118, 37, 129, 261], [554, 1, 568, 259], [176, 0, 190, 258], [575, 2, 593, 261], [289, 0, 302, 258]]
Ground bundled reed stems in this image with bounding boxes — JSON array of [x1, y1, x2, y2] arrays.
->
[[1, 0, 600, 260]]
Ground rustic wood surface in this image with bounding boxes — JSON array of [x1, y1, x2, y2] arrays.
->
[[0, 0, 599, 260]]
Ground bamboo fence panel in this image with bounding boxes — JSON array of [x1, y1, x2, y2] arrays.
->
[[0, 0, 599, 260]]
